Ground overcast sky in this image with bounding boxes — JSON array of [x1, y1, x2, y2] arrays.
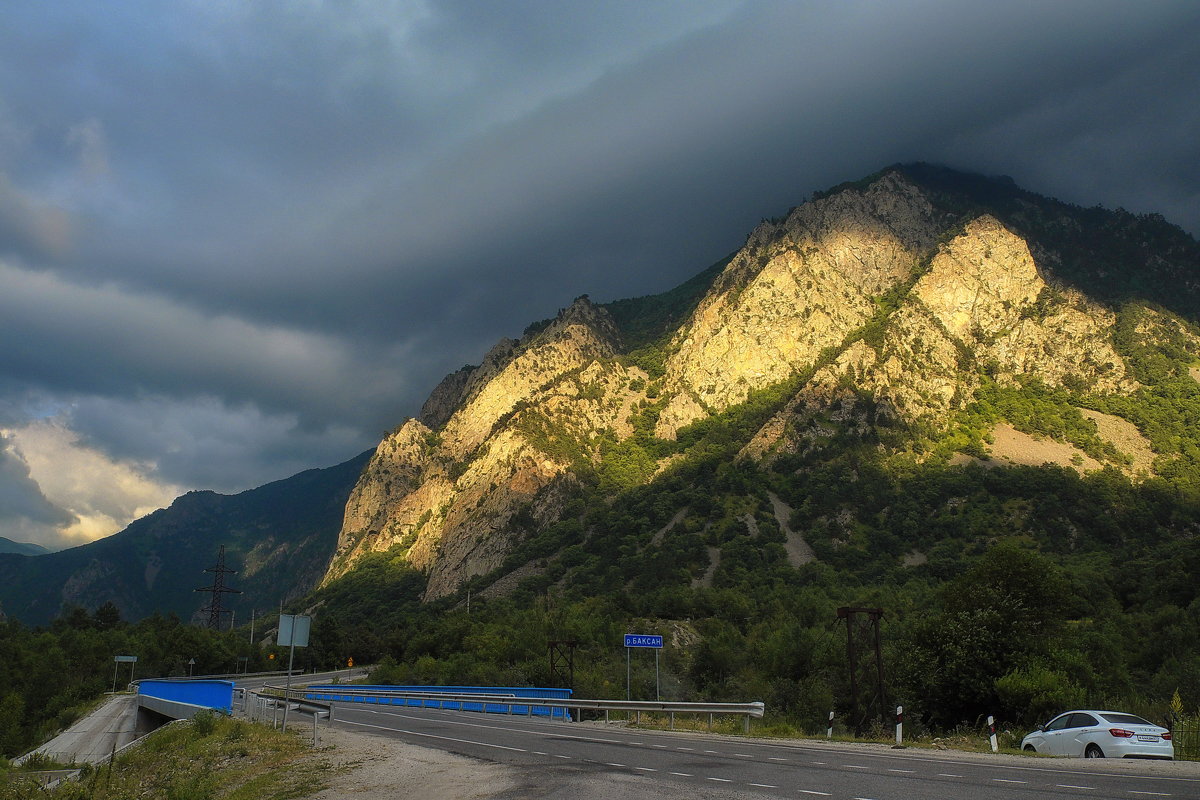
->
[[1, 1, 1198, 550]]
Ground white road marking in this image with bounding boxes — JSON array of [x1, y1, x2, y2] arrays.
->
[[843, 764, 870, 769], [994, 779, 1028, 784], [734, 753, 752, 757], [339, 719, 528, 753], [706, 777, 732, 782], [937, 773, 964, 778], [749, 783, 778, 788], [607, 763, 626, 767], [669, 772, 693, 777], [704, 749, 720, 754], [651, 744, 669, 748], [635, 767, 656, 772], [678, 746, 695, 751], [1055, 785, 1095, 790], [768, 756, 789, 761], [888, 768, 915, 773], [554, 754, 571, 759], [798, 792, 832, 797], [533, 751, 546, 755], [1128, 793, 1171, 797]]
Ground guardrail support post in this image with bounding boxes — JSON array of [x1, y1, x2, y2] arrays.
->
[[744, 714, 750, 735], [708, 712, 713, 731], [669, 712, 674, 730]]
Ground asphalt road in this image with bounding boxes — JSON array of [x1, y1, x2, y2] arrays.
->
[[233, 667, 366, 691], [324, 703, 1200, 800]]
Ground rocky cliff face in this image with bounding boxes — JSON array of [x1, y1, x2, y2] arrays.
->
[[326, 296, 640, 598], [654, 173, 942, 437], [324, 166, 1196, 600]]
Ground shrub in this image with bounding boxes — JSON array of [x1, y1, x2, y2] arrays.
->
[[995, 665, 1086, 726], [190, 710, 217, 737]]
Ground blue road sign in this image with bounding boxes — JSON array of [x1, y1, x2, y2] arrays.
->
[[624, 634, 663, 649]]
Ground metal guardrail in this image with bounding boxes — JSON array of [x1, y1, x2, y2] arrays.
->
[[275, 686, 766, 733], [246, 689, 332, 746]]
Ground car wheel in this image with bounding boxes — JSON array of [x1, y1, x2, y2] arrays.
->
[[1023, 745, 1036, 753], [1084, 744, 1104, 759]]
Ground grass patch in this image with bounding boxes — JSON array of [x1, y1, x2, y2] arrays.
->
[[1, 714, 336, 800]]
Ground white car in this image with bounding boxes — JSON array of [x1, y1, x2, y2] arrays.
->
[[1021, 710, 1174, 759]]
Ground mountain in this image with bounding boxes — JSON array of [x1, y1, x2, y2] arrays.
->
[[0, 450, 371, 627], [323, 163, 1200, 599], [0, 537, 50, 556], [311, 163, 1200, 730]]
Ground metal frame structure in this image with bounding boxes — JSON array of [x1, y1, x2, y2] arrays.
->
[[194, 545, 241, 630]]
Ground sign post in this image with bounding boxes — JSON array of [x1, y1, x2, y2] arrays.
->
[[623, 634, 664, 704], [278, 614, 311, 732]]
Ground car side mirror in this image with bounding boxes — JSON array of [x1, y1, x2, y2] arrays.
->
[[1036, 724, 1045, 731]]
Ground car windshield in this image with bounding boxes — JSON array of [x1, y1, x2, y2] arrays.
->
[[1099, 713, 1153, 726]]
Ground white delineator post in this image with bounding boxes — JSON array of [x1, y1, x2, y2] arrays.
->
[[988, 715, 999, 753], [827, 710, 834, 739], [895, 705, 903, 745]]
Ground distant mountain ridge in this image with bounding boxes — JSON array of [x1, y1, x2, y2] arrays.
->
[[0, 450, 371, 626], [0, 537, 50, 557]]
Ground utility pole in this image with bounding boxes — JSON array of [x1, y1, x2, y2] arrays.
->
[[195, 545, 242, 629], [837, 607, 886, 734]]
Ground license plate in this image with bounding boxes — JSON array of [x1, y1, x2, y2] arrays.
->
[[1137, 735, 1158, 742]]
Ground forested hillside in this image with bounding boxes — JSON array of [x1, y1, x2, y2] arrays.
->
[[0, 451, 370, 627]]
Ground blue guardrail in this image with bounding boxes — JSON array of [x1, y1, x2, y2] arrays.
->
[[138, 679, 234, 714], [305, 685, 572, 720]]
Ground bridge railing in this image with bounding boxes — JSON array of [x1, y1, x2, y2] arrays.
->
[[265, 685, 765, 733]]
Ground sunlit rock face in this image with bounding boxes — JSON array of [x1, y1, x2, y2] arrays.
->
[[325, 296, 640, 598], [655, 173, 942, 438], [324, 168, 1172, 600]]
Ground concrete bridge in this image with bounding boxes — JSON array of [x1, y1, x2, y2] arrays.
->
[[17, 669, 360, 767]]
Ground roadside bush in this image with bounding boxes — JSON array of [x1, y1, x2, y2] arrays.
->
[[994, 665, 1086, 726], [190, 710, 216, 737]]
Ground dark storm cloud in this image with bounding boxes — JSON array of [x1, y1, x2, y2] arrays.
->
[[0, 0, 1197, 543]]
